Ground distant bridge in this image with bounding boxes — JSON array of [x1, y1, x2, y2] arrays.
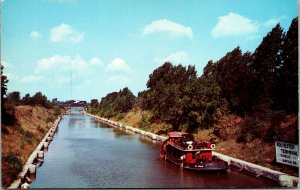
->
[[60, 100, 87, 108]]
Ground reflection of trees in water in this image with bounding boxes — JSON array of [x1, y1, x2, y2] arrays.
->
[[113, 127, 135, 138], [68, 116, 85, 127], [69, 107, 84, 115], [98, 123, 112, 129], [68, 118, 78, 127]]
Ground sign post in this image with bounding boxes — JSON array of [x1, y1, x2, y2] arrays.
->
[[275, 141, 299, 167]]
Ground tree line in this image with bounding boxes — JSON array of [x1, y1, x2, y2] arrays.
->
[[88, 17, 298, 143], [89, 87, 136, 118], [1, 67, 61, 127]]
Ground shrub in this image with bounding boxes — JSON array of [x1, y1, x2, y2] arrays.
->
[[2, 153, 23, 175], [236, 115, 259, 143], [53, 107, 61, 116]]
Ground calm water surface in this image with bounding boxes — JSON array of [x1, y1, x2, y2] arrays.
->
[[30, 108, 280, 188]]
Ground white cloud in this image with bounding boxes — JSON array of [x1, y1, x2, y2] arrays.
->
[[35, 55, 71, 73], [155, 51, 188, 65], [30, 31, 41, 40], [35, 54, 97, 75], [212, 13, 258, 38], [50, 23, 84, 43], [106, 58, 130, 72], [142, 19, 193, 38], [263, 16, 286, 27], [89, 57, 103, 66], [21, 75, 45, 84]]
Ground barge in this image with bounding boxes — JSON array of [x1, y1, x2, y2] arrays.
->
[[160, 132, 229, 171]]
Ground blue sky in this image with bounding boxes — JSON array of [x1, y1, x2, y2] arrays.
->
[[1, 0, 298, 101]]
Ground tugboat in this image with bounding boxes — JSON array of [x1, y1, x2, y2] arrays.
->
[[160, 132, 229, 171]]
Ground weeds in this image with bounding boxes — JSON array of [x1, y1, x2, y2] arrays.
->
[[37, 125, 45, 133], [53, 107, 61, 116], [46, 116, 54, 123], [2, 153, 23, 171]]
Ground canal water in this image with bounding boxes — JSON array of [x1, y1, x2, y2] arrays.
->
[[30, 107, 279, 188]]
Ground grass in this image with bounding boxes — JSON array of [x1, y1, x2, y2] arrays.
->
[[1, 105, 64, 188], [105, 108, 298, 177]]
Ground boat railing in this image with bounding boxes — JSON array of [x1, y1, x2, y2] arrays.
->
[[169, 142, 213, 151]]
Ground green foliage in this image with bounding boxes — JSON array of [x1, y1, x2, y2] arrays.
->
[[138, 62, 226, 132], [140, 111, 151, 128], [32, 92, 52, 108], [90, 87, 136, 118], [6, 91, 21, 106], [20, 93, 32, 105], [250, 24, 285, 113], [89, 17, 298, 145], [2, 153, 23, 175], [1, 65, 16, 127], [53, 107, 62, 116], [276, 17, 298, 113], [19, 92, 53, 109]]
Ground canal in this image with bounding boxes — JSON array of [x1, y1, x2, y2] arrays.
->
[[30, 107, 280, 188]]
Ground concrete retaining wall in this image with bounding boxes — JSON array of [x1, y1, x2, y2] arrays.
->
[[212, 152, 298, 187], [85, 112, 167, 142], [85, 111, 298, 187], [8, 116, 62, 189]]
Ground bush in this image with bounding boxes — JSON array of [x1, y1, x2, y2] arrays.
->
[[115, 113, 124, 121], [236, 115, 259, 143], [139, 111, 151, 128], [53, 107, 61, 116], [23, 130, 34, 145], [2, 153, 23, 175]]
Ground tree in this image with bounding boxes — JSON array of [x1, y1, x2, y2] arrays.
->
[[141, 62, 224, 131], [276, 17, 298, 113], [20, 93, 32, 105], [32, 92, 51, 108], [116, 87, 136, 113], [51, 98, 58, 106], [6, 91, 20, 106], [96, 87, 136, 118], [250, 24, 285, 111], [1, 65, 16, 126], [90, 99, 99, 107], [213, 47, 254, 115]]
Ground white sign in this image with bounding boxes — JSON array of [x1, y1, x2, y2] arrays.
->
[[275, 141, 299, 167]]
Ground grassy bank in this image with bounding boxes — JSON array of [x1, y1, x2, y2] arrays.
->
[[98, 108, 298, 177], [1, 105, 64, 188]]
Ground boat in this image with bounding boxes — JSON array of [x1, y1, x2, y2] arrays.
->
[[160, 131, 229, 171]]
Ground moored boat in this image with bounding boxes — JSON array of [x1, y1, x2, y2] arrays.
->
[[160, 132, 229, 171]]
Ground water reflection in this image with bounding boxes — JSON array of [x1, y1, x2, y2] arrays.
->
[[30, 109, 280, 188]]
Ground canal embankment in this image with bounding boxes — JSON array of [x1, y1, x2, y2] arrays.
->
[[7, 115, 62, 189], [84, 111, 298, 187], [1, 105, 65, 188]]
